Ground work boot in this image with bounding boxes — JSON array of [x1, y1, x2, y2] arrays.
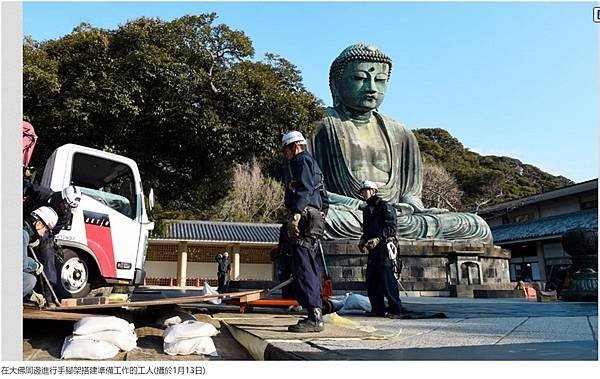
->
[[385, 312, 402, 319], [288, 308, 324, 333], [28, 291, 46, 307]]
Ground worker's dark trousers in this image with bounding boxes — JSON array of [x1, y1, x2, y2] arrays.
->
[[366, 248, 401, 315], [217, 273, 228, 293], [276, 255, 294, 299], [291, 242, 322, 311], [36, 236, 58, 302]]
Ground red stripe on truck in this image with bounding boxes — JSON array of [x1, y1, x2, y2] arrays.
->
[[84, 212, 116, 277]]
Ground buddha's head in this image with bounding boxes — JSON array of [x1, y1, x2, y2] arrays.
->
[[329, 44, 392, 112]]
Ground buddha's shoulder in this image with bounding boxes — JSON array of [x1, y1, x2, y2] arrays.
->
[[312, 108, 338, 136], [314, 108, 414, 137], [374, 112, 408, 130]]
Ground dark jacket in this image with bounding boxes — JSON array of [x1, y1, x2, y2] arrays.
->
[[23, 182, 72, 236], [361, 195, 397, 242], [216, 256, 231, 275], [284, 151, 329, 215], [23, 182, 52, 216], [23, 219, 39, 245]]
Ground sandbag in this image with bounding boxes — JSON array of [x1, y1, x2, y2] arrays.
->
[[73, 316, 134, 335], [202, 281, 221, 305], [163, 320, 219, 343], [61, 335, 119, 360], [158, 311, 198, 328], [163, 336, 218, 357], [71, 330, 137, 352], [340, 293, 372, 313]]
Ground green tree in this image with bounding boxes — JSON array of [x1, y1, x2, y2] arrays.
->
[[23, 14, 323, 219], [415, 128, 573, 211]]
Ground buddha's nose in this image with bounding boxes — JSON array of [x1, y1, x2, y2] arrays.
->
[[365, 78, 378, 93]]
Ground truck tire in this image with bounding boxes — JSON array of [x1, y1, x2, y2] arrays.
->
[[56, 248, 92, 298]]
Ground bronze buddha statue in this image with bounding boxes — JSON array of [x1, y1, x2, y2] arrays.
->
[[310, 44, 493, 243]]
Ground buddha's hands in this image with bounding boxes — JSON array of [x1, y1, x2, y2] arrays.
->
[[392, 202, 414, 216], [413, 205, 449, 214], [404, 200, 449, 214], [422, 207, 449, 214]]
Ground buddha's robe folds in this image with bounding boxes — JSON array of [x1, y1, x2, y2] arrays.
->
[[311, 107, 493, 243]]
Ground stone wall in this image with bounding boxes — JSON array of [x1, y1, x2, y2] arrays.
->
[[323, 239, 512, 296]]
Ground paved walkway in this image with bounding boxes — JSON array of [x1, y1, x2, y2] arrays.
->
[[22, 289, 598, 361], [220, 297, 598, 360]]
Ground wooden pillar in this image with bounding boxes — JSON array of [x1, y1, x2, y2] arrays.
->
[[232, 244, 241, 280], [536, 241, 547, 281], [176, 241, 188, 287]]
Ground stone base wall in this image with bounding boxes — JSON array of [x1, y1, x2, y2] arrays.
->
[[322, 239, 512, 297]]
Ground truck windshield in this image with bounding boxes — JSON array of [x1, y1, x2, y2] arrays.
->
[[70, 153, 137, 219]]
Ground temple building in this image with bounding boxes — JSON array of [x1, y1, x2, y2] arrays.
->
[[146, 221, 280, 287], [478, 179, 598, 283]]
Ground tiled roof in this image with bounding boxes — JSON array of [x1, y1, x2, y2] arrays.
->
[[151, 220, 282, 244], [478, 179, 597, 215], [491, 209, 598, 243]]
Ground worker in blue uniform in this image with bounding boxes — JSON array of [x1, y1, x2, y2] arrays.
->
[[23, 206, 58, 306], [282, 130, 329, 333], [23, 183, 82, 306], [358, 180, 402, 318]]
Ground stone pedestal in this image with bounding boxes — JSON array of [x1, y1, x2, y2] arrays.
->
[[322, 239, 512, 297]]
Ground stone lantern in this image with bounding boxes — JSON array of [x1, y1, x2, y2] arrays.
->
[[560, 228, 598, 302]]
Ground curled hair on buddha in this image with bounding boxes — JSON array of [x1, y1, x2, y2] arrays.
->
[[329, 44, 393, 107]]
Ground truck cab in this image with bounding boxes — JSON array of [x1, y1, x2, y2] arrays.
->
[[40, 144, 154, 298]]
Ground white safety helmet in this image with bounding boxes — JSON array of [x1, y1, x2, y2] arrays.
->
[[61, 185, 82, 208], [223, 252, 229, 257], [31, 206, 58, 230], [282, 131, 307, 147], [359, 180, 379, 191]]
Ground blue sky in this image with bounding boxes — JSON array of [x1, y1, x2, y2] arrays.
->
[[23, 1, 598, 183]]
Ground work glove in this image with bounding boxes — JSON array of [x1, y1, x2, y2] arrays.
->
[[34, 262, 44, 276], [358, 239, 367, 254], [365, 237, 381, 250], [287, 213, 301, 238], [29, 290, 46, 307]]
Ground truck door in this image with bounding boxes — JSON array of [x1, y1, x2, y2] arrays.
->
[[65, 152, 142, 282]]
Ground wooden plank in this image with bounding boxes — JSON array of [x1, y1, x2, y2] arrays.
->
[[23, 307, 111, 321], [46, 290, 263, 312], [60, 296, 109, 307], [238, 292, 261, 303]]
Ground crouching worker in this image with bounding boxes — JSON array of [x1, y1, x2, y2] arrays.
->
[[282, 131, 329, 333], [23, 183, 81, 306], [358, 180, 402, 318], [23, 206, 58, 307]]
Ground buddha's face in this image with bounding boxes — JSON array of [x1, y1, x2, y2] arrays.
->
[[336, 61, 389, 112]]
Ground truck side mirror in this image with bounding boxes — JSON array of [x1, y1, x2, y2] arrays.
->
[[146, 188, 156, 222], [148, 188, 155, 211]]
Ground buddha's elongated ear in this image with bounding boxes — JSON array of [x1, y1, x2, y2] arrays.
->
[[330, 79, 341, 107]]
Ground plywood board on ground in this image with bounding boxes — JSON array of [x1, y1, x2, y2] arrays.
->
[[44, 290, 263, 312], [214, 313, 373, 341], [23, 306, 112, 321]]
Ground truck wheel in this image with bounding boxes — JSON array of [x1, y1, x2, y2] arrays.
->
[[56, 249, 92, 298]]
